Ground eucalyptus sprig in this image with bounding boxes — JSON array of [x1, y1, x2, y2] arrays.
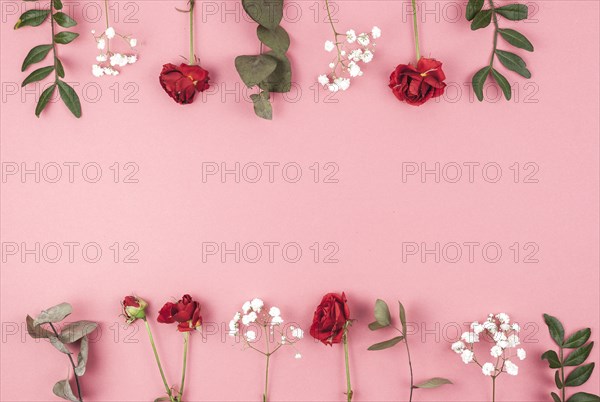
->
[[466, 0, 534, 101], [15, 0, 82, 117], [235, 0, 291, 120], [542, 314, 600, 402], [368, 300, 452, 401], [26, 303, 98, 402]]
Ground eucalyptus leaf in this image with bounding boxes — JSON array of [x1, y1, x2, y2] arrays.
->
[[466, 0, 484, 21], [413, 377, 453, 389], [491, 68, 512, 100], [26, 315, 53, 338], [59, 321, 98, 344], [75, 336, 89, 376], [54, 31, 79, 44], [542, 350, 562, 369], [36, 84, 56, 117], [258, 51, 291, 93], [472, 66, 490, 101], [564, 343, 594, 367], [250, 91, 272, 120], [257, 25, 290, 54], [367, 336, 404, 351], [544, 314, 565, 346], [57, 80, 82, 118], [565, 363, 595, 387], [33, 303, 72, 326], [564, 329, 592, 349], [235, 54, 278, 87], [567, 392, 600, 402], [52, 380, 79, 402], [373, 299, 391, 327], [398, 301, 407, 335], [470, 9, 492, 30], [49, 336, 72, 354], [498, 28, 533, 51], [14, 9, 50, 29], [495, 4, 528, 20], [241, 0, 283, 30], [53, 12, 76, 27], [21, 44, 53, 71]]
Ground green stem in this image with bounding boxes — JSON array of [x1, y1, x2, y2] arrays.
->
[[189, 0, 195, 64], [49, 0, 58, 84], [559, 347, 565, 402], [404, 336, 414, 402], [179, 332, 190, 401], [492, 376, 496, 402], [144, 319, 175, 402], [49, 323, 82, 402], [263, 326, 270, 402], [410, 0, 421, 61], [488, 0, 499, 67], [343, 324, 353, 402]]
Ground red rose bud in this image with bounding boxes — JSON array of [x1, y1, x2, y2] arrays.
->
[[122, 296, 148, 323], [157, 294, 202, 332], [310, 292, 351, 345], [159, 63, 210, 105], [389, 57, 446, 106]]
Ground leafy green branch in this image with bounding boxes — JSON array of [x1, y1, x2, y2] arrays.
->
[[367, 300, 452, 401], [235, 0, 291, 120], [542, 314, 600, 402], [26, 303, 98, 401], [15, 0, 82, 117], [466, 0, 533, 101]]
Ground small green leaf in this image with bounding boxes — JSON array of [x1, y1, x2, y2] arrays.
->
[[466, 0, 485, 20], [567, 392, 600, 402], [491, 68, 512, 100], [542, 350, 562, 369], [49, 336, 71, 354], [52, 380, 79, 402], [373, 299, 391, 327], [250, 91, 272, 120], [552, 393, 563, 402], [14, 9, 50, 29], [367, 336, 404, 351], [413, 377, 453, 389], [35, 84, 56, 117], [75, 336, 89, 376], [498, 28, 534, 51], [53, 0, 63, 10], [54, 31, 79, 44], [544, 314, 565, 346], [398, 301, 407, 335], [257, 25, 290, 54], [26, 315, 53, 338], [368, 321, 388, 331], [472, 66, 490, 101], [22, 66, 54, 86], [555, 370, 563, 389], [33, 303, 72, 326], [235, 54, 278, 87], [470, 9, 492, 30], [565, 363, 595, 387], [564, 343, 594, 367], [495, 4, 528, 20], [53, 12, 76, 27], [57, 80, 82, 118], [21, 44, 53, 71], [55, 58, 65, 78], [258, 51, 291, 93], [59, 321, 98, 344], [241, 0, 283, 30], [564, 329, 592, 349]]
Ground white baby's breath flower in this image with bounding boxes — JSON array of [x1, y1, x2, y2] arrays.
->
[[269, 307, 281, 317], [490, 345, 503, 358], [512, 323, 521, 332], [129, 38, 137, 47], [348, 62, 362, 78], [357, 33, 370, 46], [96, 54, 107, 62], [482, 362, 495, 376], [360, 50, 374, 63], [371, 26, 381, 39], [328, 62, 335, 68], [91, 29, 96, 34], [517, 348, 526, 360], [294, 353, 302, 359], [461, 349, 474, 364], [127, 55, 137, 64], [497, 340, 509, 349], [241, 311, 258, 325], [346, 29, 357, 43], [483, 321, 497, 333], [324, 40, 335, 52], [327, 83, 339, 92], [105, 26, 116, 39], [505, 360, 518, 376], [451, 341, 465, 353], [500, 323, 511, 331], [507, 334, 520, 347], [103, 67, 119, 76], [333, 77, 350, 91], [461, 332, 479, 344], [233, 312, 241, 323], [493, 332, 507, 343], [110, 53, 128, 67], [348, 49, 363, 62], [250, 298, 264, 312], [292, 327, 304, 339], [271, 315, 284, 325], [242, 301, 251, 313], [496, 313, 510, 324], [318, 74, 330, 86], [92, 64, 104, 77], [245, 330, 257, 341], [97, 38, 106, 50]]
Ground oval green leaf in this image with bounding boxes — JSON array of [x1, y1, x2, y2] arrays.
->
[[552, 393, 563, 402], [21, 44, 53, 71], [565, 363, 595, 387], [413, 377, 453, 389], [26, 315, 53, 338], [14, 9, 50, 29], [53, 12, 76, 27], [36, 84, 56, 117], [52, 380, 79, 402], [54, 31, 79, 44], [491, 68, 512, 100], [56, 58, 65, 78], [564, 329, 592, 349], [57, 80, 82, 118], [498, 28, 534, 51], [258, 51, 291, 93], [472, 66, 490, 101], [495, 4, 528, 20], [33, 302, 72, 325], [567, 392, 600, 402], [564, 342, 594, 367], [53, 0, 63, 10], [466, 0, 485, 21], [367, 336, 404, 351], [542, 350, 562, 369], [75, 336, 89, 376], [59, 320, 98, 344], [544, 314, 565, 346], [373, 299, 391, 327], [257, 25, 290, 54], [235, 54, 278, 87], [398, 301, 407, 335], [555, 370, 563, 389], [496, 49, 531, 78], [470, 9, 492, 30], [250, 91, 272, 120]]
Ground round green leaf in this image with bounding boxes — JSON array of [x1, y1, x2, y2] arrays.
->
[[250, 91, 272, 120], [235, 54, 278, 87], [373, 299, 391, 327], [241, 0, 283, 30], [257, 25, 290, 54], [258, 51, 291, 93]]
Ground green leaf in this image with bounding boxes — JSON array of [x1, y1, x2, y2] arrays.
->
[[555, 370, 563, 389], [250, 91, 272, 120], [241, 0, 283, 30], [564, 329, 592, 349], [470, 9, 492, 30], [368, 321, 388, 331], [53, 12, 76, 27], [498, 28, 534, 51], [53, 0, 63, 10], [544, 314, 565, 346], [36, 84, 56, 117], [552, 393, 563, 402], [21, 44, 53, 71], [398, 301, 407, 335], [258, 51, 291, 93], [57, 80, 82, 118], [567, 392, 600, 402], [472, 66, 490, 101], [49, 336, 71, 354], [59, 321, 98, 344], [33, 303, 72, 326], [26, 315, 53, 338], [491, 68, 512, 100], [235, 54, 278, 87], [542, 350, 562, 369], [22, 65, 54, 86], [413, 377, 453, 389], [373, 299, 391, 327], [52, 380, 79, 402], [54, 31, 79, 44], [257, 25, 290, 54], [14, 9, 50, 29], [564, 343, 594, 367], [56, 58, 65, 78], [565, 363, 595, 387], [75, 336, 89, 376], [466, 0, 485, 20], [367, 336, 404, 351], [495, 4, 528, 20]]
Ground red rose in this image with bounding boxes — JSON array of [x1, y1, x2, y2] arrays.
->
[[159, 63, 210, 105], [310, 292, 351, 345], [157, 294, 202, 332], [122, 295, 147, 323], [389, 57, 446, 106]]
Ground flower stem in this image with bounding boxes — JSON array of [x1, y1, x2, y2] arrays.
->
[[143, 319, 175, 402], [488, 0, 499, 67], [263, 326, 270, 402], [48, 323, 82, 402], [343, 324, 353, 402], [189, 0, 195, 64], [104, 0, 110, 53], [410, 0, 421, 61], [179, 332, 190, 401], [559, 347, 565, 402], [404, 336, 414, 402], [492, 376, 496, 402]]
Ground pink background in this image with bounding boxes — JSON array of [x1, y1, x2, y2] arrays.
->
[[1, 0, 599, 400]]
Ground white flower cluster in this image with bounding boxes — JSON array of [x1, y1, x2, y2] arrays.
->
[[452, 313, 525, 378], [317, 26, 381, 92], [91, 26, 138, 77], [229, 298, 303, 358]]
